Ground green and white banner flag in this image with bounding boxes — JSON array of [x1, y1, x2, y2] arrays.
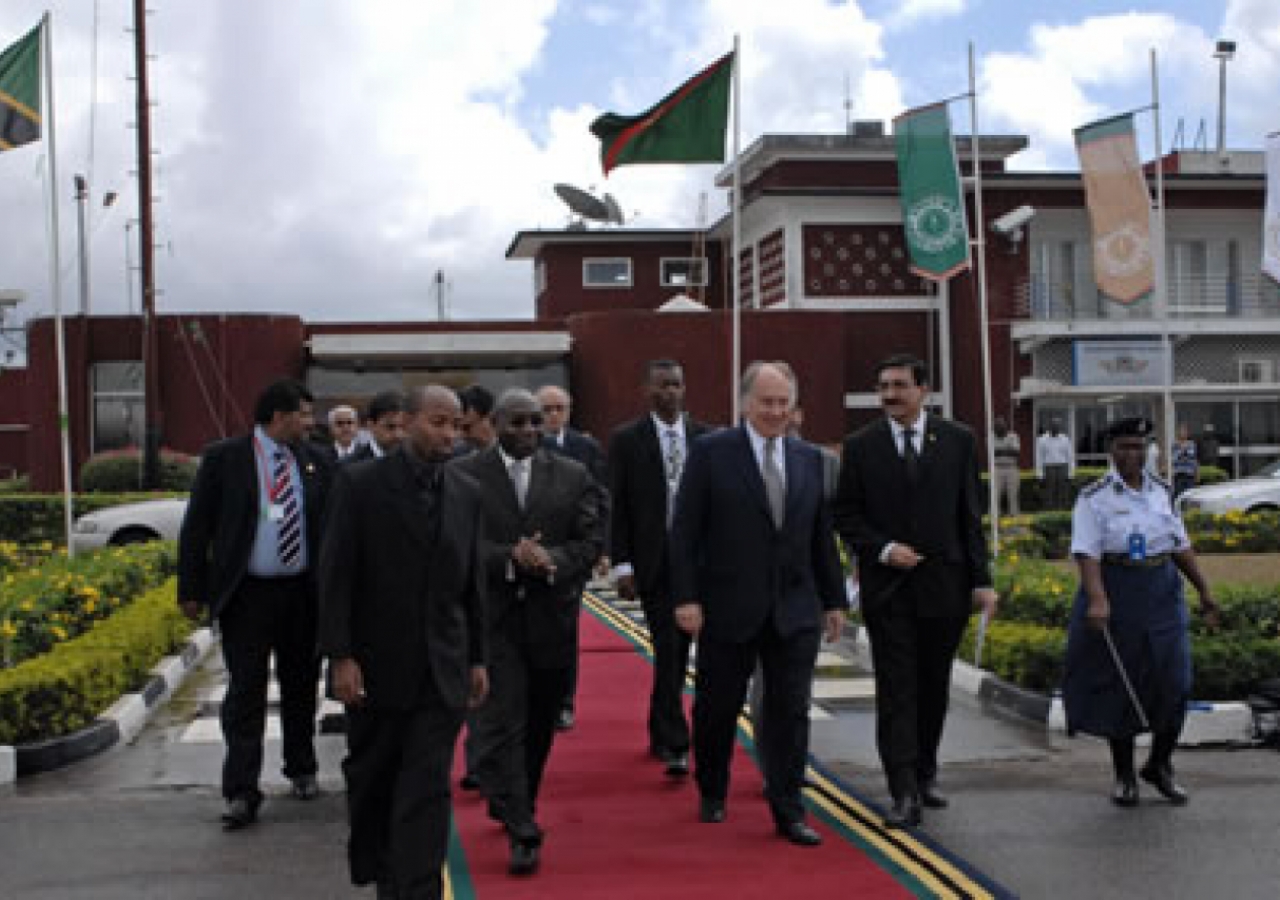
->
[[0, 22, 41, 153], [894, 102, 970, 281]]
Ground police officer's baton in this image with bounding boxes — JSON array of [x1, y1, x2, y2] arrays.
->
[[973, 610, 989, 669], [1101, 625, 1150, 731]]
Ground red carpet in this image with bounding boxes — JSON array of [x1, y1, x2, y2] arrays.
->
[[448, 609, 915, 899]]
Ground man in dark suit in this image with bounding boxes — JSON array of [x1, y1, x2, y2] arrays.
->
[[536, 383, 608, 731], [832, 353, 998, 829], [345, 390, 407, 463], [319, 385, 488, 900], [178, 379, 332, 829], [671, 361, 846, 846], [608, 359, 710, 778], [455, 389, 604, 876]]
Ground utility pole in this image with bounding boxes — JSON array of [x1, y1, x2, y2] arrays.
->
[[133, 0, 161, 488]]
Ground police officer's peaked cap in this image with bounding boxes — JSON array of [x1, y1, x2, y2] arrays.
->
[[1106, 417, 1154, 440]]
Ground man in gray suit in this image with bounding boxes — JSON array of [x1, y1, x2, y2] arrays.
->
[[455, 389, 605, 877]]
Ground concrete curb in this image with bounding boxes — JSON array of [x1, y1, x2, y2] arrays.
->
[[1, 627, 217, 785], [853, 625, 1256, 747]]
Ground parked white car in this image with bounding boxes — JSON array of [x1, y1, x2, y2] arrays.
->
[[70, 498, 189, 552], [1177, 460, 1280, 515]]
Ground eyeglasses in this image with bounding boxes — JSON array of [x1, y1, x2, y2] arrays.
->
[[332, 420, 357, 427], [541, 404, 567, 412], [507, 414, 545, 428]]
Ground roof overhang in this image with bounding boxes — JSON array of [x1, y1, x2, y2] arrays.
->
[[307, 331, 571, 367], [507, 229, 702, 259]]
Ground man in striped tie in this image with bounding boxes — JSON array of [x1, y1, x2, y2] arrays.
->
[[179, 379, 334, 831]]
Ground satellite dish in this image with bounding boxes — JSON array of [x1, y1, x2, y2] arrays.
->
[[602, 193, 625, 226], [554, 183, 610, 224]]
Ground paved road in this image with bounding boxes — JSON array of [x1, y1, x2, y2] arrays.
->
[[4, 632, 1279, 898]]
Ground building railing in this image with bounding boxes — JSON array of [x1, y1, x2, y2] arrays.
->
[[1018, 274, 1280, 321]]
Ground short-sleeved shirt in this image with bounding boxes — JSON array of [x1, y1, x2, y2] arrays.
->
[[1069, 469, 1190, 559]]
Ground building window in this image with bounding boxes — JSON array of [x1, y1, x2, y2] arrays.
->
[[660, 257, 707, 288], [91, 361, 144, 453], [583, 258, 632, 288]]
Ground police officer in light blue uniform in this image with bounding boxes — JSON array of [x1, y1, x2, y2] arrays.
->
[[1063, 417, 1219, 808]]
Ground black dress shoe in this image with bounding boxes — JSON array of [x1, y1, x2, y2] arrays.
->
[[221, 795, 261, 830], [664, 751, 690, 778], [290, 774, 320, 801], [883, 795, 922, 829], [460, 773, 480, 791], [508, 841, 540, 876], [1111, 776, 1140, 808], [776, 821, 823, 847], [1139, 764, 1188, 805], [919, 782, 949, 809], [555, 709, 575, 731], [699, 797, 726, 823]]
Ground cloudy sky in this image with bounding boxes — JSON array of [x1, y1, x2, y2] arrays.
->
[[0, 0, 1275, 334]]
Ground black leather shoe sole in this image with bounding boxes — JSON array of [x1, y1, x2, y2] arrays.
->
[[1111, 778, 1140, 807], [883, 799, 922, 829], [290, 776, 320, 801], [221, 796, 261, 830], [920, 788, 948, 809], [1139, 766, 1188, 805], [777, 821, 823, 846], [664, 753, 690, 777], [508, 842, 540, 876]]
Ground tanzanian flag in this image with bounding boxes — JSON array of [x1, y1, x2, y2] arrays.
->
[[0, 22, 41, 152], [590, 52, 733, 176]]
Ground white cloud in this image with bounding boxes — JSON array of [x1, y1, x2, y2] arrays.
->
[[885, 0, 967, 31]]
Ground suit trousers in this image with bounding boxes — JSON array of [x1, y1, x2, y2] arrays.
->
[[1043, 464, 1070, 510], [559, 585, 586, 713], [218, 574, 319, 801], [342, 676, 464, 900], [693, 620, 821, 825], [864, 604, 969, 799], [994, 465, 1020, 516], [473, 627, 571, 828], [641, 593, 693, 754]]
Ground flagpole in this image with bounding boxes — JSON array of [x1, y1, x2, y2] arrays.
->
[[1151, 48, 1174, 475], [40, 12, 76, 556], [969, 42, 999, 553], [730, 34, 742, 424]]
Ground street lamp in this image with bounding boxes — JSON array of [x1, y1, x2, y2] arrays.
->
[[73, 174, 119, 316], [1213, 39, 1236, 156]]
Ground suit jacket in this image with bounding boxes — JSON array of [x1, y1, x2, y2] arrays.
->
[[669, 427, 846, 643], [608, 414, 711, 599], [317, 451, 486, 711], [454, 446, 604, 669], [543, 427, 607, 485], [177, 433, 331, 619], [343, 442, 382, 465], [832, 416, 991, 619]]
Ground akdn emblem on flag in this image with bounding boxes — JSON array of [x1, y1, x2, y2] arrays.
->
[[905, 194, 967, 255]]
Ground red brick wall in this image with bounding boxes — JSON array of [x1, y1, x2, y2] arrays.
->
[[535, 241, 726, 320]]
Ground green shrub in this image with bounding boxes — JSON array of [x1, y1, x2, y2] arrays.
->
[[984, 465, 1229, 515], [0, 542, 176, 667], [79, 448, 198, 493], [0, 475, 30, 495], [0, 493, 185, 544], [0, 580, 192, 744]]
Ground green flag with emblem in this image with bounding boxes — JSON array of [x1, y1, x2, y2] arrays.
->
[[894, 102, 970, 281], [590, 52, 733, 176], [0, 22, 41, 153]]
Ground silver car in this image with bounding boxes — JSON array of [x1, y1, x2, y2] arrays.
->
[[1177, 460, 1280, 515], [70, 497, 189, 552]]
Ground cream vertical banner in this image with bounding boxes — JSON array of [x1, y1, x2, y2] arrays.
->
[[1074, 113, 1154, 304], [1263, 131, 1280, 285]]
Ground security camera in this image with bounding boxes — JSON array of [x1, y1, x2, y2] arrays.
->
[[991, 205, 1035, 236]]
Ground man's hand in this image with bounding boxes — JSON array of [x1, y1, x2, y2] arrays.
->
[[823, 609, 844, 644], [674, 602, 703, 636], [886, 543, 924, 570], [514, 532, 555, 575], [1199, 594, 1222, 630], [468, 666, 489, 709], [332, 657, 366, 707], [972, 587, 999, 621], [180, 600, 202, 622], [1085, 595, 1110, 631], [615, 573, 637, 602]]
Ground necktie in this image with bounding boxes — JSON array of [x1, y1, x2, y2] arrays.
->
[[763, 437, 786, 528], [274, 449, 302, 569], [902, 427, 920, 486], [511, 458, 529, 510], [665, 428, 683, 488]]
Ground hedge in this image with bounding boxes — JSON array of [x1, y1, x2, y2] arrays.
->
[[0, 578, 192, 745], [0, 493, 186, 544], [997, 509, 1280, 560], [984, 465, 1229, 514], [79, 447, 198, 493]]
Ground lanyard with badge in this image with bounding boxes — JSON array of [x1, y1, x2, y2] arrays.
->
[[254, 435, 290, 523]]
